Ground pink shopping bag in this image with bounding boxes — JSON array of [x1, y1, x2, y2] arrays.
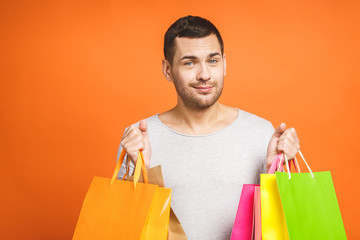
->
[[230, 184, 258, 240], [254, 186, 261, 240]]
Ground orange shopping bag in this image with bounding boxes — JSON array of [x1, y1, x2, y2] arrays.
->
[[73, 149, 172, 240]]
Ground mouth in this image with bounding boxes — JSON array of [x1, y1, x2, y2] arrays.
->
[[193, 85, 214, 93]]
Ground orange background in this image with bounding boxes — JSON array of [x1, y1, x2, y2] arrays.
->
[[1, 0, 359, 239]]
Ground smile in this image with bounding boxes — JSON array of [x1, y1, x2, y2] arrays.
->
[[194, 86, 214, 93]]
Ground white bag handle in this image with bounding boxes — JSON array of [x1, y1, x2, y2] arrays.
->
[[284, 150, 314, 179]]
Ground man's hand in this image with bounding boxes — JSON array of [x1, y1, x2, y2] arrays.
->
[[120, 120, 151, 168], [266, 123, 300, 171]]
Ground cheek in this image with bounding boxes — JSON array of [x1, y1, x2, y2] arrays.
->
[[176, 70, 195, 85], [212, 68, 224, 82]]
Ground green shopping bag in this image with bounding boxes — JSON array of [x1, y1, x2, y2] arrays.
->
[[275, 151, 347, 240]]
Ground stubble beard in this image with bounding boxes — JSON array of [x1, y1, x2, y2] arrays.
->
[[173, 80, 224, 110]]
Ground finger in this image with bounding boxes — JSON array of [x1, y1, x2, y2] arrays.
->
[[139, 120, 149, 138], [278, 135, 299, 150], [289, 128, 299, 144], [281, 128, 299, 144], [125, 142, 145, 155], [122, 140, 145, 163], [121, 128, 138, 147], [272, 123, 287, 139], [277, 138, 300, 159], [279, 132, 297, 146], [121, 132, 145, 150], [122, 125, 137, 139], [127, 126, 145, 140], [277, 146, 298, 160], [139, 120, 148, 133]]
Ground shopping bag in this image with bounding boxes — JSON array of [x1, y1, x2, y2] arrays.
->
[[276, 152, 347, 240], [261, 153, 295, 240], [231, 184, 258, 240], [231, 154, 291, 240], [231, 154, 296, 240], [168, 208, 188, 240], [253, 186, 261, 240], [72, 149, 172, 240], [126, 165, 187, 240]]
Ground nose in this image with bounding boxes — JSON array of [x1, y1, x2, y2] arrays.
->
[[197, 62, 211, 81]]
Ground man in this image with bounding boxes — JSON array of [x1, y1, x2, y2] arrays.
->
[[117, 16, 300, 239]]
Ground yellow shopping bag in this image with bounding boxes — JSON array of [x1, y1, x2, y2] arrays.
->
[[260, 154, 299, 240], [73, 149, 172, 240]]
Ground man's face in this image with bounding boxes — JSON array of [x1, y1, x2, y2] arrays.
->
[[164, 34, 226, 110]]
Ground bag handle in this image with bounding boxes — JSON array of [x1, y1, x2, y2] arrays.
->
[[280, 154, 300, 174], [268, 153, 282, 174], [284, 150, 314, 179], [133, 151, 149, 189], [268, 153, 300, 174], [110, 149, 149, 189]]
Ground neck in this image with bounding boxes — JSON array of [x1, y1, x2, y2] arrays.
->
[[164, 101, 228, 135]]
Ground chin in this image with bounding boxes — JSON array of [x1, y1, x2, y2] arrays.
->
[[192, 97, 219, 109]]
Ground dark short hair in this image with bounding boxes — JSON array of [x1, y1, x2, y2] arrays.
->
[[164, 15, 224, 64]]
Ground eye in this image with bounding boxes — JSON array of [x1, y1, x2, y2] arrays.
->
[[184, 61, 194, 66], [209, 59, 218, 64]]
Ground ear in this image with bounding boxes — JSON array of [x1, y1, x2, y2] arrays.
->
[[223, 53, 227, 77], [162, 59, 173, 82]]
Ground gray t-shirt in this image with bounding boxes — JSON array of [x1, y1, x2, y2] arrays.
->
[[116, 108, 274, 240]]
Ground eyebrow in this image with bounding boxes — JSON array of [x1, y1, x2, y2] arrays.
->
[[180, 55, 197, 61], [180, 52, 221, 61], [209, 52, 221, 58]]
